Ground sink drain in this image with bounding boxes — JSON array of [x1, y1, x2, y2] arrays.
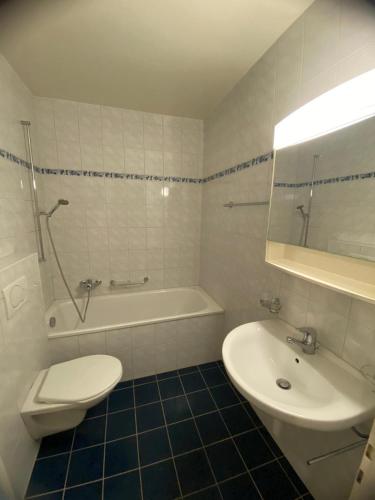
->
[[276, 378, 291, 390]]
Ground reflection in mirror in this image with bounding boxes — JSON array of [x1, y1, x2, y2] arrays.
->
[[268, 114, 375, 261]]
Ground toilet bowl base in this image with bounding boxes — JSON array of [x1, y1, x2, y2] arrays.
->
[[22, 408, 86, 440]]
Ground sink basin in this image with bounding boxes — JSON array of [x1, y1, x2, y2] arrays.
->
[[222, 319, 375, 431]]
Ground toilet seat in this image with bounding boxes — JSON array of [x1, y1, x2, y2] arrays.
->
[[36, 355, 122, 404]]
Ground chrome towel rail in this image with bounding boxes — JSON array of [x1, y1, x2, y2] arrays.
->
[[306, 440, 366, 465], [223, 201, 269, 208], [110, 277, 149, 287]]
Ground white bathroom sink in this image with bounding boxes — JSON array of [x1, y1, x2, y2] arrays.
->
[[222, 319, 375, 431]]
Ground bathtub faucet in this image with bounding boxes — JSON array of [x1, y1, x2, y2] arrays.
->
[[79, 279, 102, 290]]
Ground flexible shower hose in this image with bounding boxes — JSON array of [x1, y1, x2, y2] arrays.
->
[[45, 216, 90, 323]]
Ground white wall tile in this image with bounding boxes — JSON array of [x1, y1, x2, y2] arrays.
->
[[48, 336, 80, 364], [78, 332, 106, 356], [106, 328, 133, 380]]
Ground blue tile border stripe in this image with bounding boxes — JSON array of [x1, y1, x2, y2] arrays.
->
[[2, 146, 374, 188], [202, 151, 274, 183], [40, 167, 203, 184], [0, 147, 274, 184], [0, 147, 31, 169], [274, 170, 375, 188]]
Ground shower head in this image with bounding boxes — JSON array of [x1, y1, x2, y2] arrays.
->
[[296, 204, 309, 220], [46, 199, 69, 217]]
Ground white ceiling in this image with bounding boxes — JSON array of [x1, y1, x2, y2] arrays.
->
[[0, 0, 314, 118]]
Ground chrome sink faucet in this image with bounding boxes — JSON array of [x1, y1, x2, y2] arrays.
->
[[286, 327, 319, 355]]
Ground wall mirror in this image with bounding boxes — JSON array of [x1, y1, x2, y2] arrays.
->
[[268, 114, 375, 261], [266, 69, 375, 302]]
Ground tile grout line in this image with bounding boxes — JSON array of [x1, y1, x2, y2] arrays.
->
[[101, 396, 109, 500], [216, 366, 303, 496], [27, 457, 286, 499], [61, 426, 76, 499], [216, 363, 303, 499], [30, 363, 310, 499], [35, 418, 265, 463], [105, 377, 231, 413], [197, 364, 265, 500], [277, 458, 306, 498], [133, 384, 144, 500], [155, 375, 184, 499], [175, 369, 225, 500]]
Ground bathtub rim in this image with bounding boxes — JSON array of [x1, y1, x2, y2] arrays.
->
[[47, 286, 224, 339]]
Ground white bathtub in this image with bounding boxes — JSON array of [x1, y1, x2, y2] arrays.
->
[[47, 287, 225, 379], [47, 286, 223, 338]]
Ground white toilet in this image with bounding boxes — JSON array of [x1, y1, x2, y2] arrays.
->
[[21, 355, 122, 439]]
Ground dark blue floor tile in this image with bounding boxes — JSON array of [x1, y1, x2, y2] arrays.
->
[[251, 461, 298, 499], [231, 385, 246, 402], [179, 365, 199, 375], [104, 470, 141, 500], [259, 427, 283, 457], [243, 402, 262, 426], [64, 481, 102, 500], [142, 459, 180, 500], [73, 416, 105, 449], [219, 473, 261, 499], [201, 367, 227, 387], [26, 454, 69, 497], [108, 387, 134, 412], [114, 380, 133, 391], [168, 419, 201, 455], [181, 372, 206, 392], [105, 436, 138, 476], [235, 430, 274, 469], [220, 404, 255, 435], [157, 369, 178, 380], [217, 360, 224, 367], [187, 486, 222, 499], [158, 377, 184, 399], [163, 395, 192, 424], [136, 402, 165, 432], [175, 449, 214, 496], [138, 427, 171, 466], [66, 445, 104, 487], [134, 382, 160, 406], [107, 408, 136, 441], [195, 412, 229, 445], [85, 398, 107, 418], [199, 361, 219, 371], [210, 384, 239, 408], [206, 439, 245, 481], [38, 430, 74, 458], [187, 389, 216, 416], [134, 374, 156, 386], [28, 492, 63, 500], [279, 457, 308, 495]]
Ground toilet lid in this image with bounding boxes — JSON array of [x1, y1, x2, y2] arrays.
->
[[37, 355, 122, 404]]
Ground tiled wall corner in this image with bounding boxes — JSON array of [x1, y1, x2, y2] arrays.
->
[[200, 0, 375, 371], [0, 253, 49, 498], [0, 53, 53, 497]]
